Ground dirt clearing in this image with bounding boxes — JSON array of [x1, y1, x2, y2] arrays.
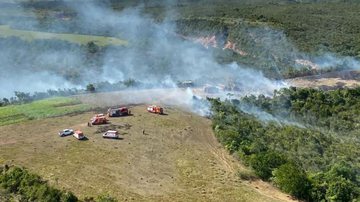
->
[[287, 70, 360, 90]]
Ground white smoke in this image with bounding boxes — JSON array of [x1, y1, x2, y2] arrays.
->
[[0, 72, 78, 98], [313, 53, 360, 70], [238, 103, 305, 127], [0, 1, 288, 117], [1, 1, 357, 120]]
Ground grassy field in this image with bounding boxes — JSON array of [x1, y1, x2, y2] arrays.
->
[[0, 97, 92, 126], [0, 92, 295, 201], [0, 25, 128, 46]]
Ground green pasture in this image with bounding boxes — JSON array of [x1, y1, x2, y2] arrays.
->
[[0, 97, 91, 126]]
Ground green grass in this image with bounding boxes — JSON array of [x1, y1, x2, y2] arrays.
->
[[0, 97, 92, 126], [0, 25, 128, 46]]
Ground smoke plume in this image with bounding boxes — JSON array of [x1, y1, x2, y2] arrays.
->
[[0, 2, 285, 95], [1, 1, 358, 118]]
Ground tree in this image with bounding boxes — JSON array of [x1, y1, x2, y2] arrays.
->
[[123, 79, 137, 88], [14, 91, 33, 103], [310, 162, 359, 201], [326, 177, 356, 202], [0, 166, 79, 201], [2, 98, 9, 104], [86, 84, 96, 93], [272, 162, 311, 200], [87, 41, 99, 54], [326, 161, 357, 183], [249, 152, 287, 180]]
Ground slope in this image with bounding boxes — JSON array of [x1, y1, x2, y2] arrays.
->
[[0, 95, 296, 201]]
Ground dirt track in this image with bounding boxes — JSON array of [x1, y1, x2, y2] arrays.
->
[[0, 93, 296, 201]]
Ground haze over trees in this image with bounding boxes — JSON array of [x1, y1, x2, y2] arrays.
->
[[209, 87, 360, 201]]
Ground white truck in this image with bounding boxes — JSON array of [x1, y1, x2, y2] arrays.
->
[[58, 129, 74, 137], [103, 130, 119, 139]]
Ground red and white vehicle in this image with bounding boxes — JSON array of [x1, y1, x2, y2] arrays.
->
[[102, 130, 119, 139], [95, 113, 105, 117], [73, 130, 85, 140], [147, 105, 164, 114], [108, 107, 130, 117], [90, 114, 108, 125]]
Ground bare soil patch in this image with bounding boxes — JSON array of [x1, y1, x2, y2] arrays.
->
[[287, 70, 360, 90]]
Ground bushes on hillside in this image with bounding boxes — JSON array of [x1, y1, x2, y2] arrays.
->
[[309, 162, 359, 202], [0, 166, 78, 201], [242, 87, 360, 133], [0, 166, 119, 202], [249, 152, 287, 180], [209, 89, 360, 201], [272, 163, 312, 199]]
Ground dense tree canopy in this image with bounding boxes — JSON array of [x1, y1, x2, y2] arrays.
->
[[209, 87, 360, 201]]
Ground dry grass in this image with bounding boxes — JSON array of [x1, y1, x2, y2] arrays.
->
[[0, 94, 295, 201]]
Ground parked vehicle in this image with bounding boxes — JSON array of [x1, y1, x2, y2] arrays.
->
[[102, 130, 119, 139], [58, 129, 74, 137], [90, 114, 108, 125], [73, 130, 85, 140], [177, 80, 194, 88], [147, 105, 164, 114], [108, 107, 130, 117]]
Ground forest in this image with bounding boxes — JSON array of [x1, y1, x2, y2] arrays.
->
[[209, 87, 360, 201], [1, 0, 359, 80]]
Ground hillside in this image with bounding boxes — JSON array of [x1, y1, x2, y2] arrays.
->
[[209, 88, 360, 201], [0, 25, 127, 46], [0, 95, 295, 201], [1, 1, 360, 201], [1, 0, 359, 84]]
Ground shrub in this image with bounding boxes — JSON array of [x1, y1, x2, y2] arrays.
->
[[272, 163, 311, 200], [309, 162, 360, 202], [87, 41, 99, 54], [325, 177, 357, 202], [237, 170, 258, 181], [248, 152, 287, 180], [0, 166, 78, 202], [123, 79, 137, 88], [86, 84, 96, 93]]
